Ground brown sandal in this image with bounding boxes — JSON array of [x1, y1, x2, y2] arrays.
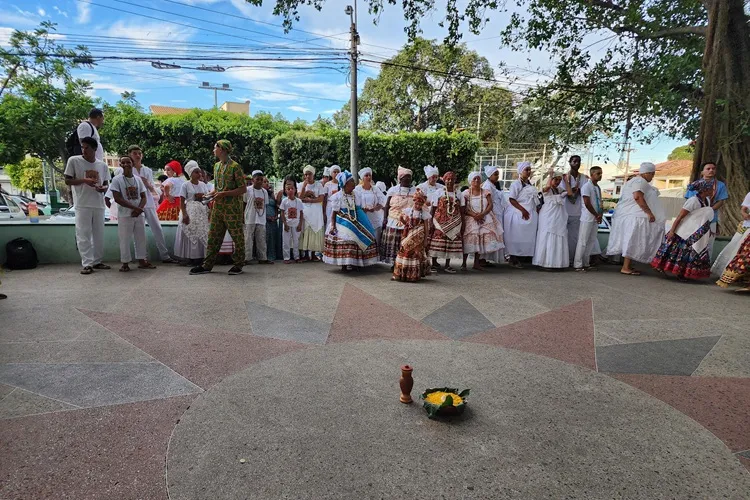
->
[[119, 264, 130, 272]]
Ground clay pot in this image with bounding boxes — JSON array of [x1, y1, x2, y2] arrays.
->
[[399, 365, 414, 404]]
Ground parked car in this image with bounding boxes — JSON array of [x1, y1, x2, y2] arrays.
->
[[597, 211, 614, 233], [0, 193, 27, 220], [47, 205, 111, 222], [9, 195, 47, 215]]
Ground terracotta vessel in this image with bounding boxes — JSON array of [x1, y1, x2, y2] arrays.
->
[[399, 365, 414, 404]]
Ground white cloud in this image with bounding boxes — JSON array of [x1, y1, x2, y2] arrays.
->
[[288, 105, 311, 113], [37, 8, 46, 16], [53, 6, 68, 18], [289, 81, 350, 101], [76, 2, 91, 23], [224, 66, 285, 84], [107, 20, 194, 49], [322, 109, 339, 114], [171, 99, 188, 103]]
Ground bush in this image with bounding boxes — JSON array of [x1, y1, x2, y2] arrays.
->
[[271, 130, 479, 183]]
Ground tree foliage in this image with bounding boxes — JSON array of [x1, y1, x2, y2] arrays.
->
[[272, 129, 479, 182], [4, 157, 45, 193], [0, 22, 94, 169], [668, 144, 695, 161]]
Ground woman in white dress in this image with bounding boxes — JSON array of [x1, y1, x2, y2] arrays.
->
[[175, 160, 209, 265], [712, 191, 750, 278], [503, 161, 539, 268], [324, 164, 342, 225], [354, 167, 386, 245], [481, 165, 506, 265], [606, 162, 666, 275], [533, 171, 569, 269], [298, 165, 326, 261], [461, 171, 503, 271]]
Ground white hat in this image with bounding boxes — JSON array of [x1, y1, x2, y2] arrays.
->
[[639, 162, 656, 174], [517, 161, 532, 175], [251, 170, 263, 177], [423, 165, 439, 178], [185, 160, 200, 177], [323, 167, 330, 176], [484, 165, 498, 178], [359, 167, 372, 177], [468, 171, 481, 183]]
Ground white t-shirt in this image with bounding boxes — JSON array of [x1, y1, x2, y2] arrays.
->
[[417, 181, 444, 205], [280, 197, 304, 225], [77, 121, 104, 161], [742, 192, 750, 228], [162, 177, 186, 201], [133, 164, 156, 209], [109, 174, 146, 216], [180, 180, 209, 202], [580, 182, 601, 223], [243, 186, 269, 225], [64, 155, 109, 209], [559, 173, 588, 217]]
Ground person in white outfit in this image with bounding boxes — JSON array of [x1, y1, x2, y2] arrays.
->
[[109, 156, 156, 272], [280, 179, 305, 263], [324, 165, 342, 226], [128, 145, 177, 263], [354, 167, 386, 244], [481, 165, 506, 265], [504, 161, 539, 268], [417, 165, 444, 208], [104, 167, 123, 222], [559, 155, 588, 263], [175, 161, 210, 265], [574, 166, 603, 271], [606, 162, 666, 275], [533, 170, 570, 269], [64, 136, 111, 275], [244, 170, 272, 264], [76, 108, 105, 161]]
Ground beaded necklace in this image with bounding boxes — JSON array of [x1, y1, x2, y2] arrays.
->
[[444, 189, 457, 215], [470, 187, 484, 215], [252, 187, 266, 217]]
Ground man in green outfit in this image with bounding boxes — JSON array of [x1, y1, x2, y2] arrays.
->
[[190, 140, 247, 275]]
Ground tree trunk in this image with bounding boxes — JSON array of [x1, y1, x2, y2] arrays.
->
[[692, 0, 750, 235]]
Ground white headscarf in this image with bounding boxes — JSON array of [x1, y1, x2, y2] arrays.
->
[[517, 161, 532, 175], [323, 167, 331, 177], [375, 181, 387, 194], [185, 160, 200, 177], [330, 165, 341, 175], [639, 162, 656, 174], [397, 166, 413, 181], [484, 165, 499, 179], [359, 167, 372, 177], [303, 165, 315, 175], [468, 171, 481, 183], [251, 170, 263, 177], [423, 165, 439, 178]]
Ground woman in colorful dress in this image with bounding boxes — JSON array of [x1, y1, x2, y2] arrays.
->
[[651, 180, 715, 281], [157, 160, 185, 221], [712, 190, 750, 280], [175, 160, 209, 266], [381, 167, 415, 264], [716, 190, 750, 292], [532, 170, 569, 269], [324, 171, 379, 271], [392, 190, 430, 282], [503, 161, 539, 268], [461, 171, 504, 271], [263, 177, 281, 261], [354, 167, 386, 245], [428, 171, 464, 273], [481, 165, 507, 265]]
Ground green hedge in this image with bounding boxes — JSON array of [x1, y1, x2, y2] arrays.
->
[[272, 130, 479, 182]]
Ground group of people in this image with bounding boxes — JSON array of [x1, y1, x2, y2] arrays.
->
[[61, 134, 750, 292]]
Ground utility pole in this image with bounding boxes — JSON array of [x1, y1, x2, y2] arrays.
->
[[198, 82, 232, 108], [476, 104, 482, 138], [345, 2, 359, 181]]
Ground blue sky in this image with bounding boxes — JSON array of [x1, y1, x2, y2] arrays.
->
[[0, 0, 685, 165]]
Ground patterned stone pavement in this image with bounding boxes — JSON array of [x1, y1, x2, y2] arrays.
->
[[0, 262, 748, 498]]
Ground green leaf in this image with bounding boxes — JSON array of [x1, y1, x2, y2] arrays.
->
[[459, 389, 471, 398]]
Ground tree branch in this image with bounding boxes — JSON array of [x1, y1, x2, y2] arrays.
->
[[613, 24, 708, 39], [586, 0, 625, 12]]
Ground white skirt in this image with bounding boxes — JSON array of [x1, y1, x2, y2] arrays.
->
[[503, 208, 538, 256], [711, 229, 750, 277], [606, 215, 664, 263], [174, 224, 206, 259], [533, 232, 569, 269]]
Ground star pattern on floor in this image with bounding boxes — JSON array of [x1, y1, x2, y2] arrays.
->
[[1, 282, 748, 499]]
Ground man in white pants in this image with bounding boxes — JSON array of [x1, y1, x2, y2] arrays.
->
[[244, 170, 272, 264], [574, 166, 603, 271], [64, 136, 111, 275], [128, 145, 177, 263], [560, 155, 589, 264], [109, 156, 156, 272]]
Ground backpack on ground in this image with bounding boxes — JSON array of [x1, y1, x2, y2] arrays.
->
[[5, 238, 38, 270], [64, 121, 94, 160]]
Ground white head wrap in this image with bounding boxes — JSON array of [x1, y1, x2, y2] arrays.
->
[[251, 170, 263, 177], [484, 165, 499, 179], [359, 167, 372, 177], [423, 165, 439, 178], [330, 164, 341, 175], [303, 165, 315, 175], [517, 161, 532, 175], [468, 171, 481, 183], [323, 167, 330, 177], [185, 160, 200, 177], [397, 166, 413, 181], [639, 162, 656, 174], [375, 181, 387, 194]]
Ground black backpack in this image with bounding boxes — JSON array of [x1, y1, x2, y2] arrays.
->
[[5, 238, 38, 270], [64, 121, 94, 160]]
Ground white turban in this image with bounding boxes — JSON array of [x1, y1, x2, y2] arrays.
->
[[375, 181, 386, 194], [185, 160, 200, 177], [468, 171, 481, 183], [517, 161, 532, 175], [484, 165, 499, 179], [303, 165, 315, 175], [323, 167, 330, 176], [424, 165, 439, 178], [397, 166, 413, 181], [251, 170, 263, 177], [639, 162, 656, 174], [359, 167, 372, 177], [330, 164, 341, 174]]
